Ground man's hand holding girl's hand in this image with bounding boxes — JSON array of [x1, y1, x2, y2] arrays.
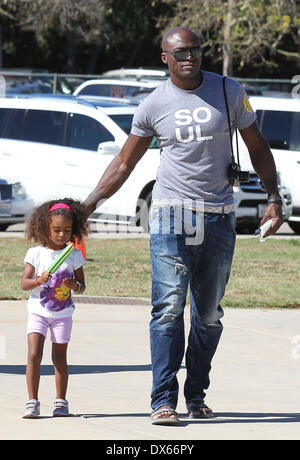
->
[[63, 278, 78, 291]]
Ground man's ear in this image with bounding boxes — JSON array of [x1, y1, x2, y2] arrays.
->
[[161, 52, 167, 65]]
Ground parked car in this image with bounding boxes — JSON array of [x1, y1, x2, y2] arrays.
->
[[2, 80, 53, 96], [0, 176, 34, 231], [233, 172, 292, 233], [101, 68, 170, 81], [238, 96, 300, 233], [240, 83, 262, 96], [0, 69, 73, 95], [73, 78, 161, 99], [0, 95, 161, 227]]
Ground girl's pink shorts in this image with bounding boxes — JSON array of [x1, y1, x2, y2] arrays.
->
[[26, 313, 73, 343]]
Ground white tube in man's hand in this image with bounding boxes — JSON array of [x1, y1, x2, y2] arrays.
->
[[259, 219, 273, 242]]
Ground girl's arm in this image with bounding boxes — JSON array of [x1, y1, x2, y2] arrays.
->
[[63, 266, 86, 294], [21, 263, 51, 291]]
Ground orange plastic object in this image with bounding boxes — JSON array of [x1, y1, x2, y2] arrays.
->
[[74, 236, 87, 260]]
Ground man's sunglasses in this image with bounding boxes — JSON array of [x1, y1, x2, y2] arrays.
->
[[165, 47, 202, 61]]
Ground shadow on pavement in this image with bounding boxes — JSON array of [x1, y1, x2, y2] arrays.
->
[[78, 411, 300, 425], [0, 364, 152, 375]]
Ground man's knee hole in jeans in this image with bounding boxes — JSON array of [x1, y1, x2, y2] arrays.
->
[[155, 304, 184, 328], [174, 257, 188, 275], [154, 257, 188, 329], [155, 256, 188, 330]]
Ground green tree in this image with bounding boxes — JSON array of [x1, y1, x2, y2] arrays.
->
[[0, 0, 173, 73], [103, 0, 174, 69], [0, 0, 17, 68], [160, 0, 300, 76], [16, 0, 109, 72]]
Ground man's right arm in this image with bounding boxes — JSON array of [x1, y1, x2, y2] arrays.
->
[[83, 133, 153, 216]]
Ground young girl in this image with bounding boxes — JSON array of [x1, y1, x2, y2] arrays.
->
[[21, 198, 89, 418]]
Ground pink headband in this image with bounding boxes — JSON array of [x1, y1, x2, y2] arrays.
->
[[49, 203, 72, 213]]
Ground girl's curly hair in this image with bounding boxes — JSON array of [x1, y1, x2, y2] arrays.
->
[[25, 198, 90, 246]]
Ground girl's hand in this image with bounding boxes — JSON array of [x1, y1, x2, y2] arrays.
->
[[39, 271, 52, 284], [22, 265, 52, 291]]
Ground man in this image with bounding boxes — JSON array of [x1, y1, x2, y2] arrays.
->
[[84, 27, 283, 425]]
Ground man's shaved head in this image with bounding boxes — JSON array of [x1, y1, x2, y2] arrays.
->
[[161, 27, 201, 51], [160, 26, 202, 89]]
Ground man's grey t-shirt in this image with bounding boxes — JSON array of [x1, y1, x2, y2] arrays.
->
[[131, 71, 256, 208]]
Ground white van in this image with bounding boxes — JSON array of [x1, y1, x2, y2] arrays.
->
[[238, 96, 300, 233], [0, 95, 161, 229], [0, 94, 292, 232], [101, 68, 170, 81]]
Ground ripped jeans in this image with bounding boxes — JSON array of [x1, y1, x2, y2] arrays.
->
[[149, 204, 236, 411]]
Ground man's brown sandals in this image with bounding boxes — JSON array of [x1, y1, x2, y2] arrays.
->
[[150, 403, 214, 425], [150, 405, 180, 425], [187, 403, 214, 419]]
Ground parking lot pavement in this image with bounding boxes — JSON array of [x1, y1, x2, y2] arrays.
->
[[1, 222, 300, 239], [1, 299, 300, 440], [0, 222, 149, 239]]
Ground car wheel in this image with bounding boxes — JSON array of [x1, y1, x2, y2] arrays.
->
[[288, 222, 300, 235]]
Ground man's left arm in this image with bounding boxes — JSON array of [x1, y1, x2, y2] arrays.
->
[[239, 121, 283, 237]]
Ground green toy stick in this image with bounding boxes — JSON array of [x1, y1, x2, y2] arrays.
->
[[47, 243, 75, 274]]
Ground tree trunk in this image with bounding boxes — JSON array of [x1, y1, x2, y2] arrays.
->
[[67, 31, 76, 72], [86, 41, 103, 74], [222, 0, 234, 76]]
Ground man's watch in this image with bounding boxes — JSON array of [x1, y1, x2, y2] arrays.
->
[[75, 281, 84, 293], [268, 193, 283, 205]]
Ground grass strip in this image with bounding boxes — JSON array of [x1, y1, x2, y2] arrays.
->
[[1, 237, 300, 309]]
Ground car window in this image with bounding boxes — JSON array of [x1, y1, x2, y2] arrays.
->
[[0, 108, 11, 136], [108, 113, 159, 148], [108, 114, 133, 135], [0, 108, 25, 140], [68, 113, 114, 151], [255, 110, 262, 127], [23, 109, 66, 145], [257, 109, 300, 151], [150, 137, 159, 148]]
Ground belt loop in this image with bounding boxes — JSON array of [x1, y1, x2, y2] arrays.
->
[[222, 206, 225, 218]]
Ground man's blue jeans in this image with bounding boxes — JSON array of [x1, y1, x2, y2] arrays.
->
[[149, 205, 236, 411]]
